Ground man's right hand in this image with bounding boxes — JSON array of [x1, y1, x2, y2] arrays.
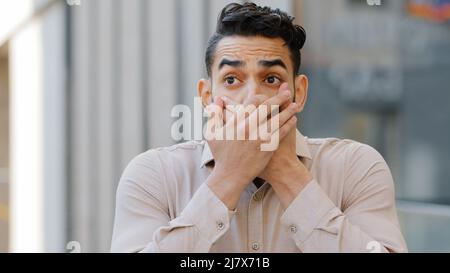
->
[[205, 84, 301, 210]]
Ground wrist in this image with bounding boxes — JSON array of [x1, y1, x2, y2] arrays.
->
[[212, 165, 254, 186], [206, 168, 249, 210], [269, 159, 312, 209], [273, 158, 311, 184]]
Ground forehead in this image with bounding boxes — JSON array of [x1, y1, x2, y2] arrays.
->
[[214, 36, 291, 65]]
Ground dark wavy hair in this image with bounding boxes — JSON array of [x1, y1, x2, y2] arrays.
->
[[205, 2, 306, 77]]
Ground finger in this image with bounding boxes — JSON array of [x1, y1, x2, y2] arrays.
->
[[214, 96, 225, 109], [259, 115, 296, 151], [279, 82, 290, 92], [205, 97, 225, 141], [262, 101, 300, 135], [215, 96, 225, 118], [276, 115, 297, 140], [219, 96, 239, 125], [248, 91, 290, 133], [278, 83, 292, 110], [205, 97, 224, 122], [259, 88, 292, 119], [272, 102, 301, 129], [221, 96, 239, 117], [222, 95, 263, 140], [222, 94, 269, 113], [220, 96, 238, 107], [224, 96, 265, 126]]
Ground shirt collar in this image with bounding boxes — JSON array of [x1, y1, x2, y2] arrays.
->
[[201, 129, 312, 168]]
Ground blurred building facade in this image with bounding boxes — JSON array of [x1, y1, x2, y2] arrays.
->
[[0, 0, 449, 252], [301, 0, 450, 252]]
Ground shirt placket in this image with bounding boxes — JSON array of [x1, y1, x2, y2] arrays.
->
[[247, 184, 268, 253]]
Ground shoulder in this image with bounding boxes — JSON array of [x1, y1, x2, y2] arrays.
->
[[307, 137, 394, 206], [305, 137, 385, 167], [305, 137, 392, 192], [122, 140, 206, 177], [116, 141, 207, 207]]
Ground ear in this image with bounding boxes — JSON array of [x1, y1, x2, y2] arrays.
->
[[294, 74, 309, 112], [197, 78, 212, 108]]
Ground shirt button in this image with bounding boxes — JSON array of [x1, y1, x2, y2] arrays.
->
[[217, 222, 224, 231], [251, 242, 260, 251], [289, 225, 297, 234], [253, 193, 262, 202]]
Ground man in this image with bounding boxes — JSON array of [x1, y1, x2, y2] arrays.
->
[[111, 2, 407, 253]]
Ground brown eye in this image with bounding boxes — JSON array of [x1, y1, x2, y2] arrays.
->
[[226, 77, 235, 85], [224, 76, 240, 86], [265, 76, 281, 85]]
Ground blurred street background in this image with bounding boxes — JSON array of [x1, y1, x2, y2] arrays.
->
[[0, 0, 450, 252]]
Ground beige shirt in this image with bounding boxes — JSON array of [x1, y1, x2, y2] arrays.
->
[[111, 131, 407, 253]]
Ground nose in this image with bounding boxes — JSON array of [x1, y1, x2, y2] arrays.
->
[[245, 79, 264, 99]]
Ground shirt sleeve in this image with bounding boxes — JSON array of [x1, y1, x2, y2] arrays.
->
[[110, 150, 234, 253], [280, 143, 408, 253]]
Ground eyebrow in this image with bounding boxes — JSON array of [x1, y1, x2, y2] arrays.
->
[[258, 59, 287, 70], [217, 58, 288, 71], [218, 58, 245, 70]]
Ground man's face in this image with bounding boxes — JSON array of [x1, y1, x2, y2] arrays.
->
[[198, 35, 309, 118], [210, 35, 295, 103]]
